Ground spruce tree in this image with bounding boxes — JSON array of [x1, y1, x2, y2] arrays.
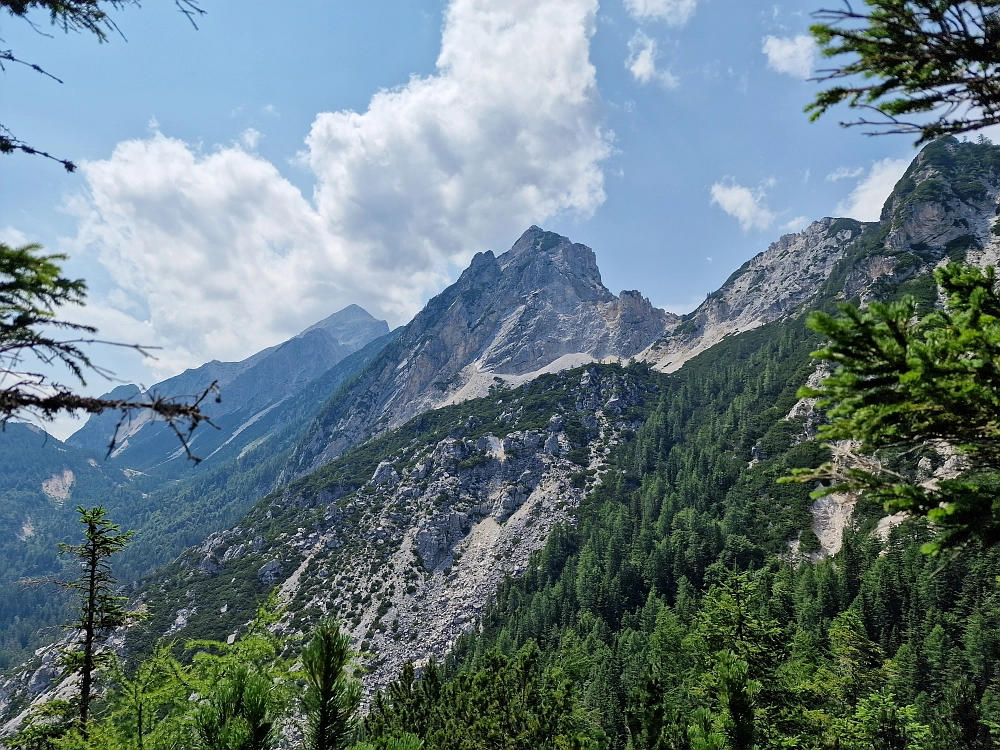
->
[[786, 262, 1000, 553], [59, 505, 138, 738], [302, 619, 361, 750]]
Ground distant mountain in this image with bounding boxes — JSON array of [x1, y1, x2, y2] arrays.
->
[[289, 226, 678, 474], [68, 305, 389, 473], [0, 309, 395, 673]]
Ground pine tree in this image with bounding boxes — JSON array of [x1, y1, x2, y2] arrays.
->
[[302, 619, 362, 750], [194, 664, 278, 750], [58, 506, 139, 738], [785, 262, 1000, 553]]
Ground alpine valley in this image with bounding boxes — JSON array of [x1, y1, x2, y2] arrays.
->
[[4, 137, 1000, 747]]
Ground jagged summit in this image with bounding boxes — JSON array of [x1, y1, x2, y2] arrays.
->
[[496, 226, 610, 296], [643, 137, 1000, 373], [290, 227, 677, 473]]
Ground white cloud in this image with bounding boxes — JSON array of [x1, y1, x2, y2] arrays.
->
[[710, 178, 775, 232], [782, 216, 808, 232], [762, 34, 816, 79], [624, 0, 697, 26], [0, 226, 29, 246], [826, 166, 864, 182], [626, 31, 678, 87], [67, 0, 610, 380], [240, 128, 263, 149], [835, 157, 910, 221]]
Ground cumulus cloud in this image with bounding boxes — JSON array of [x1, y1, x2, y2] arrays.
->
[[762, 34, 816, 79], [0, 226, 29, 246], [240, 128, 263, 149], [782, 216, 808, 232], [626, 31, 678, 87], [835, 157, 910, 222], [710, 179, 775, 232], [826, 166, 864, 182], [67, 0, 610, 379], [624, 0, 697, 25]]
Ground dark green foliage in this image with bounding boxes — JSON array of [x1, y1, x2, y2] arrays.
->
[[11, 506, 138, 746], [58, 507, 138, 734], [806, 2, 1000, 143], [0, 424, 121, 670], [380, 310, 1000, 749], [194, 665, 278, 750], [302, 620, 362, 750], [364, 644, 604, 749], [7, 700, 78, 750], [789, 262, 1000, 553]]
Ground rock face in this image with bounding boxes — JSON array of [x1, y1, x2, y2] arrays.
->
[[646, 139, 1000, 374], [68, 305, 391, 472], [291, 227, 676, 474], [643, 217, 868, 372]]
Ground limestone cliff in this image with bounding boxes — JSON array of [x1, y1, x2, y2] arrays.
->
[[642, 217, 867, 372], [290, 227, 676, 474]]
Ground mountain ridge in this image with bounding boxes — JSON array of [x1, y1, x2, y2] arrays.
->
[[68, 305, 390, 472]]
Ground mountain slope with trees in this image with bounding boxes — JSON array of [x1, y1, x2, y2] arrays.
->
[[8, 137, 1000, 748], [0, 320, 398, 673]]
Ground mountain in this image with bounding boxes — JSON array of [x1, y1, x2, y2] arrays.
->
[[289, 226, 677, 474], [0, 309, 395, 675], [6, 137, 1000, 739], [642, 216, 869, 371], [0, 424, 127, 672], [104, 137, 1000, 699], [68, 305, 390, 473], [645, 138, 1000, 373]]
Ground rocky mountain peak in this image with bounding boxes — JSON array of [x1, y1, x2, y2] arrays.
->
[[297, 304, 389, 348], [496, 226, 611, 302], [290, 228, 675, 473], [642, 138, 1000, 374]]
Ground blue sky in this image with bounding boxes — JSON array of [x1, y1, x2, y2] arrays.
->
[[2, 0, 923, 423]]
